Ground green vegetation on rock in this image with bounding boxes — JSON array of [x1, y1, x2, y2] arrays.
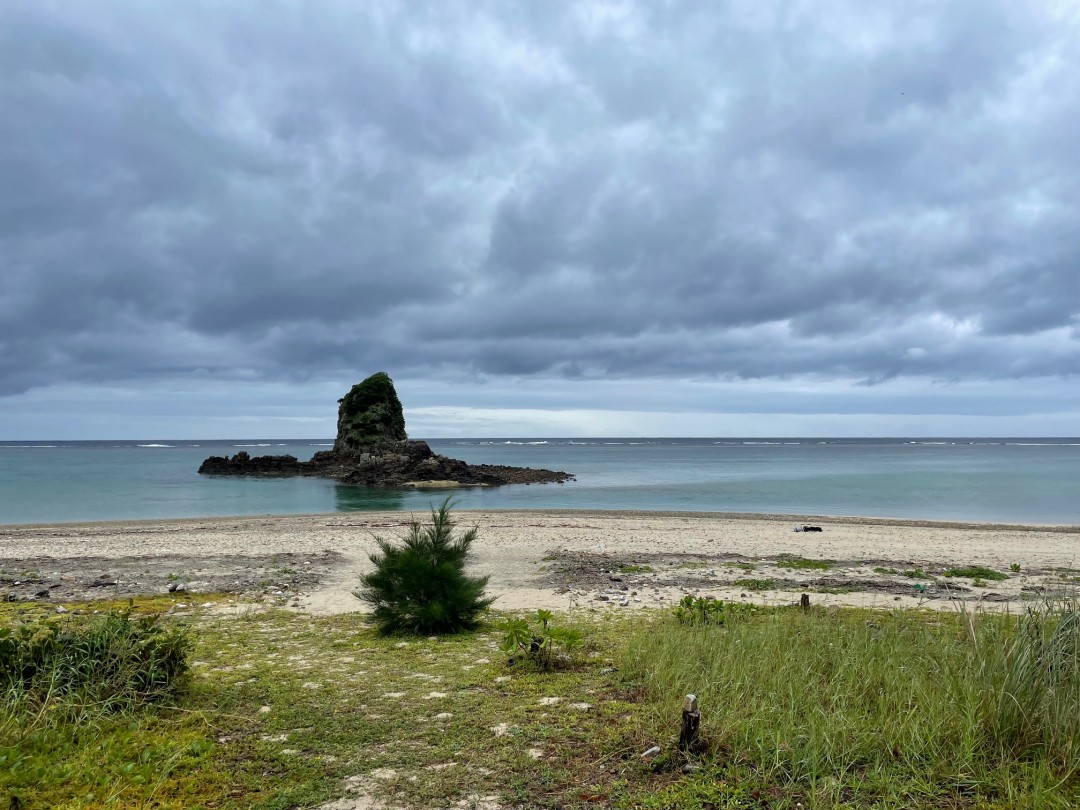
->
[[334, 371, 407, 452]]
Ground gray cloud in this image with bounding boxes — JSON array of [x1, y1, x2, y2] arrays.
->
[[1, 0, 1078, 414]]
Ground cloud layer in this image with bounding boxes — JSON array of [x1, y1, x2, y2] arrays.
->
[[2, 1, 1078, 434]]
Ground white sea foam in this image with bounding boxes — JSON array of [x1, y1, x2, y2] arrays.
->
[[1, 445, 58, 448], [137, 444, 173, 448], [235, 444, 272, 447]]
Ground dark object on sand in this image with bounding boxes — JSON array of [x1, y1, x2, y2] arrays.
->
[[794, 525, 823, 532], [198, 372, 574, 488]]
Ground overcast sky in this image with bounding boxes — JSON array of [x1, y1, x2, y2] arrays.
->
[[2, 0, 1079, 439]]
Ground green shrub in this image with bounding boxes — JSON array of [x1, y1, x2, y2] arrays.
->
[[500, 609, 582, 669], [354, 498, 494, 634], [673, 595, 758, 626], [0, 608, 189, 715]]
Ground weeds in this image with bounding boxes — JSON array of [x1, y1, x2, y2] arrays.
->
[[500, 609, 583, 669], [672, 595, 757, 626], [733, 577, 775, 591], [944, 565, 1009, 582], [775, 555, 832, 571], [0, 607, 189, 718]]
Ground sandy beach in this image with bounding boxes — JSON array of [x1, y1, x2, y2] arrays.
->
[[2, 510, 1078, 614]]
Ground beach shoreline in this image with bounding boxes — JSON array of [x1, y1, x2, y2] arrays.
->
[[2, 510, 1078, 613]]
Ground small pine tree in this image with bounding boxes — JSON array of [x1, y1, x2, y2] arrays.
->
[[354, 498, 494, 634]]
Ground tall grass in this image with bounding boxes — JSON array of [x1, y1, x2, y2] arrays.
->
[[1, 609, 190, 724], [990, 601, 1080, 772], [622, 601, 1080, 805]]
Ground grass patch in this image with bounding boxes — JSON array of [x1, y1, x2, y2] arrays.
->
[[619, 564, 654, 574], [873, 566, 899, 575], [622, 601, 1080, 808], [775, 555, 832, 571], [733, 578, 776, 591], [10, 596, 1080, 809], [1, 600, 662, 809], [902, 567, 929, 579], [943, 565, 1009, 582]]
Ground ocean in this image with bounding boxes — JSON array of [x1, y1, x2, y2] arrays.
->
[[0, 438, 1077, 526]]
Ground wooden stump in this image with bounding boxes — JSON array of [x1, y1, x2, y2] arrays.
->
[[678, 693, 700, 752], [800, 593, 810, 610]]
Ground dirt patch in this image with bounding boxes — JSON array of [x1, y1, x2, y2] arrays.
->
[[536, 549, 1049, 605], [0, 550, 342, 604]]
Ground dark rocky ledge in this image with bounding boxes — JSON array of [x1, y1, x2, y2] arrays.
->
[[198, 373, 574, 489], [198, 441, 572, 487]]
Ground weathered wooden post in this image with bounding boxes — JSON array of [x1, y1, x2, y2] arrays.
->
[[800, 593, 810, 610], [678, 693, 700, 752]]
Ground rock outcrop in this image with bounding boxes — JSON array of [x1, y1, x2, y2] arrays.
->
[[198, 372, 573, 488]]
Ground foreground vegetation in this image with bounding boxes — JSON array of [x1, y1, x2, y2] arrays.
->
[[3, 596, 1080, 809]]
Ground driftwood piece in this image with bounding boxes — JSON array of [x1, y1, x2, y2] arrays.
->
[[678, 693, 700, 752]]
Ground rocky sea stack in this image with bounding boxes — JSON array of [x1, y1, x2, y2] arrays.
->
[[198, 372, 574, 488]]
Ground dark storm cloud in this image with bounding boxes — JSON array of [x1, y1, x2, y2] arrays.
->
[[2, 0, 1078, 400]]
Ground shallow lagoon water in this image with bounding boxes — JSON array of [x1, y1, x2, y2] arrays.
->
[[0, 438, 1077, 525]]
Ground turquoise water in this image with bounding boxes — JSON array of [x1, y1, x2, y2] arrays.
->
[[0, 439, 1078, 525]]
